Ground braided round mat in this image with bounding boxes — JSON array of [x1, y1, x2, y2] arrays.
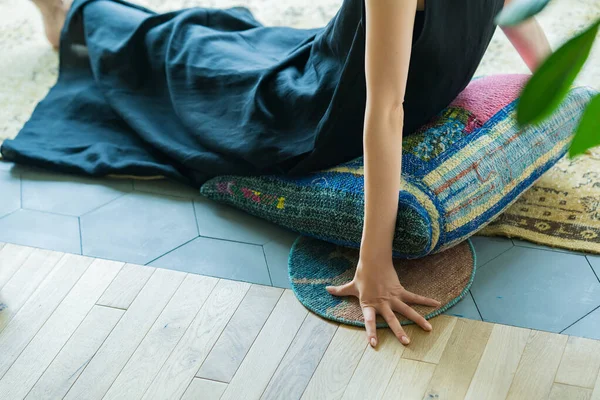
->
[[288, 236, 476, 328]]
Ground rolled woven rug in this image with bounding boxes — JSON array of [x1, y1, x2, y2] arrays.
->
[[288, 236, 476, 327]]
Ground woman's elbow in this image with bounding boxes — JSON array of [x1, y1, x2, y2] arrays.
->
[[365, 99, 405, 129]]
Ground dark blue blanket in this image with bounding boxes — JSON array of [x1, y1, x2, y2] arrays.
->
[[1, 0, 502, 186]]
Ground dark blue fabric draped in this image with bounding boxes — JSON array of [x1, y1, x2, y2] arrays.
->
[[1, 0, 503, 187]]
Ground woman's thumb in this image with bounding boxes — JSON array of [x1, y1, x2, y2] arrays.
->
[[326, 281, 356, 297]]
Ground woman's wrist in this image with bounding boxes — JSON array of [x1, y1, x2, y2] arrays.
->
[[359, 240, 393, 266]]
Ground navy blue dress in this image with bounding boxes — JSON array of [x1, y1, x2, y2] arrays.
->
[[1, 0, 503, 186]]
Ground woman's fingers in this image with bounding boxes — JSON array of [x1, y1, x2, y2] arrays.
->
[[363, 306, 378, 347], [381, 306, 410, 345], [391, 299, 432, 332], [402, 290, 442, 308], [325, 281, 357, 297]]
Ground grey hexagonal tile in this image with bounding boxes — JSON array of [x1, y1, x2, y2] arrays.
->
[[0, 162, 32, 176], [21, 170, 132, 216], [512, 238, 589, 256], [587, 256, 600, 280], [149, 236, 271, 285], [81, 192, 198, 265], [133, 179, 200, 199], [0, 170, 20, 218], [470, 235, 513, 268], [471, 246, 600, 332], [562, 307, 600, 340], [263, 230, 300, 289], [194, 196, 293, 245], [444, 291, 482, 321], [0, 209, 80, 254]]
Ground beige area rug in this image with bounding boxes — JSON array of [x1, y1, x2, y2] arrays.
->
[[479, 149, 600, 253], [1, 0, 599, 253]]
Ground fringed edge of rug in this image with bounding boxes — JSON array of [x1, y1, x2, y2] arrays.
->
[[478, 225, 600, 255], [287, 237, 477, 328]]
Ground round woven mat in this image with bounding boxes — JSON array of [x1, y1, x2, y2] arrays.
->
[[288, 236, 476, 328]]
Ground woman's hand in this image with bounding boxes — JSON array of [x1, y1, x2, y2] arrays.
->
[[326, 256, 441, 347]]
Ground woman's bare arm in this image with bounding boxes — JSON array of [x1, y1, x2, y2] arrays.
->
[[501, 0, 552, 71], [360, 0, 414, 265], [327, 0, 440, 347]]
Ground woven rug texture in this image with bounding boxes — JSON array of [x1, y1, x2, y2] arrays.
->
[[289, 236, 476, 327]]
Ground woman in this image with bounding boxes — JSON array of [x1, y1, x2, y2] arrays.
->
[[16, 0, 550, 347]]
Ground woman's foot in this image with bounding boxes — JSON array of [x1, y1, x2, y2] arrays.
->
[[31, 0, 73, 49]]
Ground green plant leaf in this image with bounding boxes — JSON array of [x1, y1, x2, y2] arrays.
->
[[517, 19, 600, 126], [569, 94, 600, 158], [495, 0, 550, 27]]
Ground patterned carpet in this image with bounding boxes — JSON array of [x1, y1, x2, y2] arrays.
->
[[479, 148, 600, 254], [1, 0, 599, 253]]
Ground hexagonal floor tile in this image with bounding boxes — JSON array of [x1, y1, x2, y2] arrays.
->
[[194, 196, 293, 245], [562, 307, 600, 340], [263, 230, 300, 289], [149, 236, 271, 285], [0, 209, 80, 254], [512, 238, 589, 256], [443, 291, 482, 321], [81, 192, 198, 265], [587, 256, 600, 280], [0, 170, 20, 218], [21, 170, 132, 216], [470, 236, 513, 268], [133, 179, 200, 199], [471, 246, 600, 332]]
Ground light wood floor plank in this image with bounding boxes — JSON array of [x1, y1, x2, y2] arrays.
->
[[25, 305, 124, 400], [141, 279, 250, 400], [556, 336, 600, 389], [182, 378, 227, 400], [197, 285, 283, 383], [0, 259, 123, 399], [0, 243, 35, 290], [1, 244, 600, 400], [424, 318, 493, 400], [342, 330, 406, 400], [506, 330, 568, 400], [401, 315, 457, 364], [63, 268, 186, 400], [103, 274, 219, 400], [549, 383, 592, 400], [464, 324, 530, 400], [381, 358, 435, 400], [220, 290, 308, 400], [261, 313, 338, 400], [301, 325, 367, 400], [0, 253, 92, 378], [97, 263, 156, 309], [0, 248, 63, 332], [591, 371, 600, 400]]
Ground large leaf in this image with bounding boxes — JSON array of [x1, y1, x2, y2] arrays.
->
[[569, 94, 600, 158], [495, 0, 550, 27], [517, 19, 600, 126]]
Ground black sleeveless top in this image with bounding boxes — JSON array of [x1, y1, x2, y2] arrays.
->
[[290, 0, 505, 174], [1, 0, 505, 186]]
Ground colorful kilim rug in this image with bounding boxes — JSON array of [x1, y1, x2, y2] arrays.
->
[[479, 148, 600, 254], [288, 236, 476, 327]]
